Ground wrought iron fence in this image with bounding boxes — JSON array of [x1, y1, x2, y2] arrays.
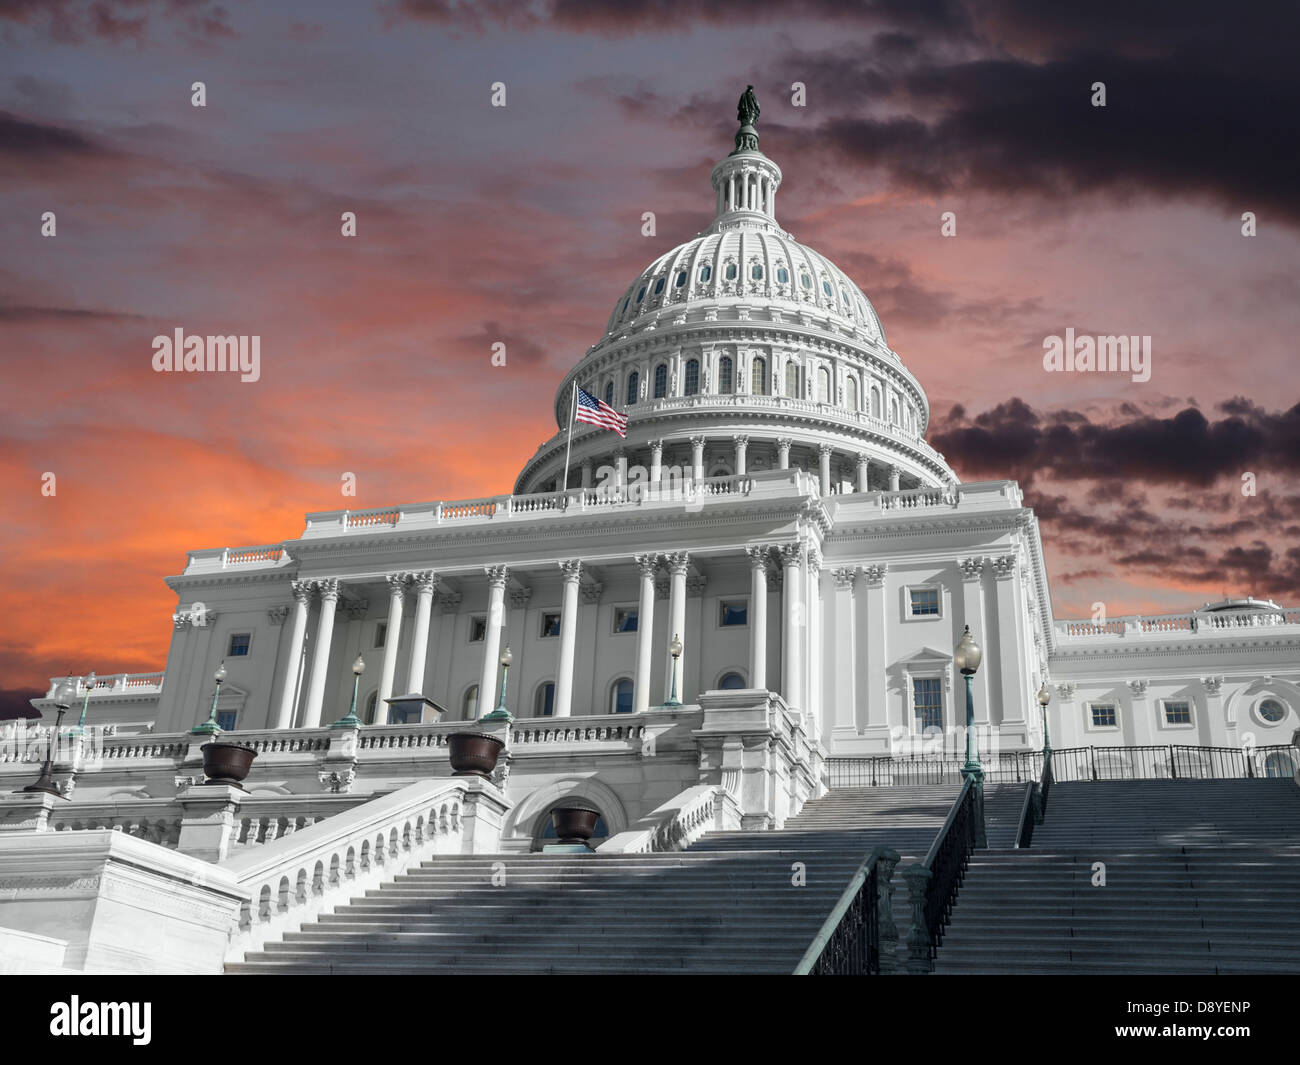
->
[[916, 776, 976, 960], [794, 846, 891, 975], [828, 744, 1296, 788]]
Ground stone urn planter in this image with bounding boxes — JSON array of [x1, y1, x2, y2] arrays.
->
[[551, 805, 601, 847], [200, 742, 258, 788], [447, 732, 504, 778]]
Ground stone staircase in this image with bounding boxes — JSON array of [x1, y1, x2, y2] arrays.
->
[[228, 785, 958, 974], [934, 779, 1300, 974]]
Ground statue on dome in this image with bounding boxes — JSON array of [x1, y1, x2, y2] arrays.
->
[[737, 85, 760, 127]]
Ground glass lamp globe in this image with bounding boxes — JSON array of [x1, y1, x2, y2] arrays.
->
[[352, 654, 366, 676], [500, 645, 513, 668], [954, 626, 982, 675], [53, 680, 77, 709], [1037, 681, 1051, 707], [214, 661, 227, 684], [670, 634, 683, 659]]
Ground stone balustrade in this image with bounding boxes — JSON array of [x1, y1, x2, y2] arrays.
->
[[1054, 607, 1300, 640], [599, 784, 742, 853]]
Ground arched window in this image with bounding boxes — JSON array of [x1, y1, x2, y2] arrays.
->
[[718, 356, 734, 394], [462, 685, 479, 721], [719, 671, 746, 690], [871, 386, 882, 418], [846, 376, 859, 411], [653, 363, 668, 399], [604, 381, 614, 406], [817, 367, 831, 403], [800, 272, 812, 291], [535, 682, 555, 717], [891, 397, 900, 424], [626, 371, 639, 407], [365, 691, 380, 725], [776, 266, 789, 285], [822, 280, 833, 298], [785, 362, 802, 398], [610, 678, 634, 714], [751, 356, 767, 395], [684, 358, 700, 396]]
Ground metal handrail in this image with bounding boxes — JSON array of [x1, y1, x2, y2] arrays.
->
[[916, 776, 976, 959], [1013, 780, 1036, 849], [793, 845, 890, 975]]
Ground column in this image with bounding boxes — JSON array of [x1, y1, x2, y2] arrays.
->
[[649, 439, 663, 494], [301, 578, 339, 729], [664, 552, 690, 700], [818, 443, 833, 495], [780, 543, 804, 713], [581, 461, 593, 489], [831, 568, 858, 735], [478, 565, 510, 712], [733, 434, 749, 476], [553, 560, 582, 717], [690, 436, 706, 483], [377, 574, 407, 714], [859, 564, 890, 744], [404, 571, 437, 695], [633, 555, 657, 713], [990, 555, 1028, 740], [856, 453, 870, 493], [746, 547, 769, 689], [777, 437, 791, 470], [959, 558, 992, 730], [273, 580, 312, 730], [888, 464, 901, 491]]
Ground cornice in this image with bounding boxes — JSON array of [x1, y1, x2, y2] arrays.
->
[[1050, 633, 1300, 661]]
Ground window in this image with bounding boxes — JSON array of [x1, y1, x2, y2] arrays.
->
[[610, 678, 634, 714], [626, 371, 639, 406], [751, 263, 763, 280], [653, 277, 665, 295], [365, 691, 380, 725], [373, 622, 387, 649], [228, 633, 251, 657], [462, 685, 479, 721], [785, 362, 801, 398], [613, 607, 638, 633], [817, 366, 831, 403], [653, 363, 668, 398], [1090, 704, 1118, 728], [699, 263, 712, 283], [913, 678, 942, 732], [891, 397, 900, 424], [389, 705, 422, 725], [636, 286, 646, 303], [604, 381, 614, 406], [840, 284, 850, 306], [1163, 700, 1192, 725], [535, 682, 555, 717], [725, 263, 738, 281], [871, 387, 882, 418], [216, 710, 238, 731], [1265, 752, 1297, 778], [1259, 698, 1286, 723], [846, 376, 859, 411], [908, 587, 940, 617], [684, 358, 700, 396], [676, 270, 687, 288], [469, 616, 487, 642], [751, 356, 767, 395], [719, 600, 748, 627], [800, 272, 812, 290], [540, 612, 562, 638], [776, 266, 789, 284], [718, 356, 733, 394], [822, 280, 833, 298], [719, 671, 746, 690]]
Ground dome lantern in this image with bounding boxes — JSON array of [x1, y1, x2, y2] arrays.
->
[[709, 86, 782, 231]]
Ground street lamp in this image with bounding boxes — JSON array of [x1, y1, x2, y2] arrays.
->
[[954, 625, 986, 846], [664, 633, 683, 707], [73, 671, 97, 734], [331, 655, 367, 728], [480, 646, 514, 722], [23, 680, 75, 797], [192, 661, 227, 735], [1037, 679, 1053, 764]]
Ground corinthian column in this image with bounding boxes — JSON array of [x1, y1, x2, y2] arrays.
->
[[273, 580, 312, 730], [664, 552, 690, 700], [746, 547, 769, 689], [404, 571, 438, 695], [376, 573, 407, 717], [553, 560, 582, 717], [477, 565, 509, 712], [633, 554, 657, 713], [779, 544, 804, 713], [301, 578, 340, 729], [818, 443, 833, 495], [733, 434, 749, 476], [855, 453, 870, 493]]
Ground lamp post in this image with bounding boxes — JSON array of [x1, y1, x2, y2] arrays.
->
[[480, 646, 514, 722], [1037, 679, 1053, 770], [191, 661, 227, 735], [331, 655, 367, 729], [954, 625, 986, 847], [23, 680, 75, 796], [664, 633, 683, 707], [73, 671, 96, 735]]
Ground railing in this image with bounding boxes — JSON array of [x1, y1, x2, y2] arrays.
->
[[793, 846, 898, 975], [903, 777, 977, 971], [1054, 607, 1300, 639], [222, 776, 504, 963], [827, 751, 1044, 788], [224, 728, 332, 754], [1013, 780, 1037, 849], [599, 784, 742, 854]]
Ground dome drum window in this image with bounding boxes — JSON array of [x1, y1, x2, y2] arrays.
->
[[626, 371, 639, 407], [675, 271, 687, 287], [751, 263, 764, 281], [653, 277, 665, 295], [699, 263, 712, 283], [776, 266, 790, 285], [725, 263, 738, 281], [653, 363, 668, 399], [684, 358, 700, 396]]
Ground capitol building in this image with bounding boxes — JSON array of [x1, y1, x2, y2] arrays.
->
[[1, 90, 1297, 976]]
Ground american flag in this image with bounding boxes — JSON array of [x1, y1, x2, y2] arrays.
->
[[574, 386, 628, 437]]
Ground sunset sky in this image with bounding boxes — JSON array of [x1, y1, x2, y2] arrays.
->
[[2, 0, 1299, 714]]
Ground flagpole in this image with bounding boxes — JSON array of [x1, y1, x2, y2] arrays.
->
[[559, 378, 577, 501]]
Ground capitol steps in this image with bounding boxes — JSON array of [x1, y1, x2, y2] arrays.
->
[[228, 784, 960, 974], [932, 779, 1300, 975]]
